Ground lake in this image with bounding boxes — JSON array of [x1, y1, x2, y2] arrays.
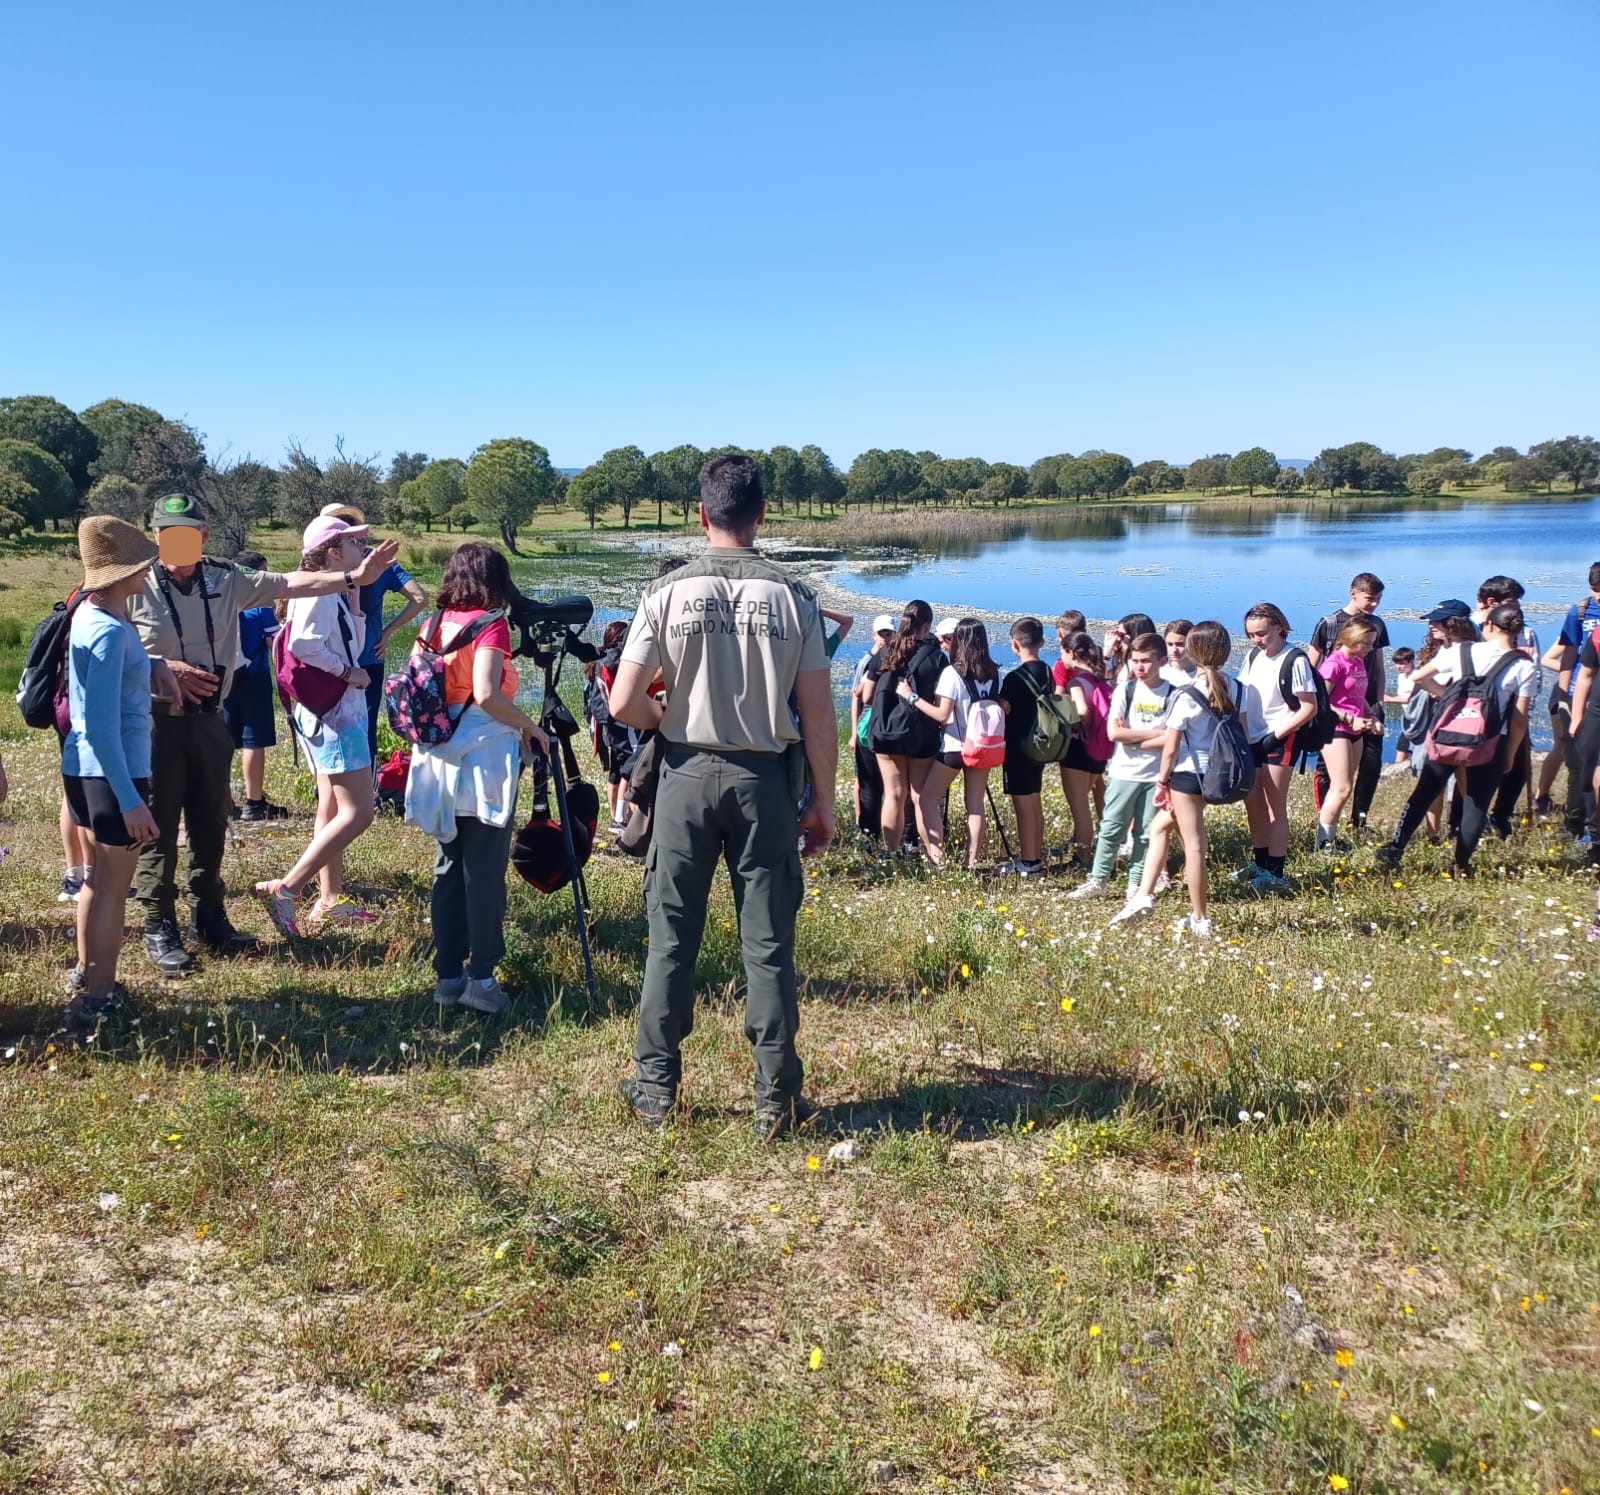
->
[[558, 494, 1598, 753]]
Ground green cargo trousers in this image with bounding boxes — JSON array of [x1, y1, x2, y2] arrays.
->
[[633, 745, 805, 1107], [134, 710, 235, 928]]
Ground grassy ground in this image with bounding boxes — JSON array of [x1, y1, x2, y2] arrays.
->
[[1, 707, 1597, 1494]]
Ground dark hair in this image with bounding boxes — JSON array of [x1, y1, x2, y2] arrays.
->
[[1062, 630, 1105, 679], [1185, 620, 1234, 714], [1129, 631, 1166, 660], [1477, 574, 1524, 604], [883, 599, 933, 673], [1589, 561, 1600, 591], [1055, 609, 1086, 639], [1391, 646, 1415, 666], [234, 550, 268, 571], [1163, 618, 1193, 637], [1010, 615, 1045, 649], [1243, 602, 1290, 639], [1350, 572, 1384, 596], [700, 454, 764, 531], [1110, 612, 1156, 674], [655, 555, 687, 579], [1484, 602, 1525, 638], [1419, 613, 1475, 666], [602, 620, 629, 650], [950, 619, 998, 686], [436, 541, 516, 611]]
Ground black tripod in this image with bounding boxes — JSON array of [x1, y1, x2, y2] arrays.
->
[[527, 627, 600, 1010]]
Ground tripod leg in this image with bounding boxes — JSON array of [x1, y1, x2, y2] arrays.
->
[[986, 784, 1014, 864], [547, 743, 600, 1011]]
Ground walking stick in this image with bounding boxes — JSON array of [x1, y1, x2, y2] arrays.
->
[[986, 783, 1014, 865]]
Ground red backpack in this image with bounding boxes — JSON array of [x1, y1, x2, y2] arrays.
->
[[1426, 644, 1519, 767]]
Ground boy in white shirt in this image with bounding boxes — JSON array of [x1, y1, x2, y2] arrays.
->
[[1069, 632, 1173, 901]]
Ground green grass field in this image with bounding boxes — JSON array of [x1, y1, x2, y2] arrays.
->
[[0, 515, 1597, 1493], [1, 708, 1597, 1492]]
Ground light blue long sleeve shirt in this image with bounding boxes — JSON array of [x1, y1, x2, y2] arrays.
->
[[60, 604, 152, 811]]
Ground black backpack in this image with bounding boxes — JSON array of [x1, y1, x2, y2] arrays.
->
[[1247, 644, 1338, 757], [15, 593, 83, 731], [1182, 678, 1256, 804], [868, 640, 941, 758]]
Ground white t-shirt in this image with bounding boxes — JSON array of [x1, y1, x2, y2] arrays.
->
[[1429, 643, 1536, 730], [1160, 662, 1196, 688], [1239, 643, 1317, 741], [1394, 672, 1415, 702], [1164, 675, 1244, 775], [1107, 677, 1173, 783], [935, 665, 998, 755]]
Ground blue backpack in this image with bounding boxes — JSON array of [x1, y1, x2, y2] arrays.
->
[[1183, 677, 1256, 805]]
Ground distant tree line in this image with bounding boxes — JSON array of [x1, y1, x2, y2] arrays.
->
[[1, 393, 1596, 549]]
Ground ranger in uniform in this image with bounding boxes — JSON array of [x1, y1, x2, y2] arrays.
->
[[608, 455, 836, 1137], [128, 494, 399, 973]]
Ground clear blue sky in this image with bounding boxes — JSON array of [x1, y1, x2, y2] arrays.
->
[[4, 0, 1596, 472]]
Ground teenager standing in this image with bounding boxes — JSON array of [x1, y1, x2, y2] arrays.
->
[[1308, 573, 1388, 830], [1237, 603, 1318, 890]]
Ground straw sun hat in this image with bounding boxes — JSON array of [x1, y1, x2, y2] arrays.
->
[[79, 515, 158, 591]]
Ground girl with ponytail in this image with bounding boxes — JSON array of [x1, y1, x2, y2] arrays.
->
[[861, 599, 946, 858]]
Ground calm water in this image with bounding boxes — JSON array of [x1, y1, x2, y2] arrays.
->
[[817, 494, 1600, 753]]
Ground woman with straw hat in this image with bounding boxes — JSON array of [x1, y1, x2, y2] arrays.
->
[[60, 516, 173, 1021]]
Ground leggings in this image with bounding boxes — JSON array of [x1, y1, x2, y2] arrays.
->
[[1393, 743, 1507, 869], [1490, 735, 1531, 824]]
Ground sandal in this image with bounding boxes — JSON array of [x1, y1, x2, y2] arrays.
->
[[255, 879, 301, 938]]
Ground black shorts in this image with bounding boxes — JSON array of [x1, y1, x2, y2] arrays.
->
[[1251, 729, 1298, 768], [63, 774, 151, 849], [1167, 770, 1203, 798], [938, 749, 965, 771], [1063, 739, 1108, 776], [1003, 753, 1045, 797]]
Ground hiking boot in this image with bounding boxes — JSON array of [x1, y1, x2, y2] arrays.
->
[[189, 911, 262, 958], [618, 1077, 675, 1125], [459, 976, 509, 1015], [753, 1094, 818, 1141], [1488, 814, 1514, 841], [144, 919, 195, 975], [239, 798, 291, 822], [433, 973, 468, 1007]]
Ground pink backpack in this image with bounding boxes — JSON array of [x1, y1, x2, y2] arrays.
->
[[960, 678, 1006, 769], [1425, 644, 1518, 767], [1070, 672, 1114, 761]]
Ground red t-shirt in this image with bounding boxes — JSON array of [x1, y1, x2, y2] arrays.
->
[[440, 609, 518, 707]]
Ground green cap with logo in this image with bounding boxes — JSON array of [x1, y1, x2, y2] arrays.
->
[[150, 493, 207, 530]]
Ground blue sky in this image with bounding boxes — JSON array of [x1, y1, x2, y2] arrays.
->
[[3, 1, 1596, 472]]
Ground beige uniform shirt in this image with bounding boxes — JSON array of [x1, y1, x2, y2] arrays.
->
[[129, 559, 285, 714], [621, 547, 827, 754]]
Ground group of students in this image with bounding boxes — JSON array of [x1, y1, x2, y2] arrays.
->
[[29, 511, 551, 1021], [847, 570, 1600, 941]]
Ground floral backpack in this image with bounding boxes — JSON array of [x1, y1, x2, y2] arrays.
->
[[384, 610, 505, 746]]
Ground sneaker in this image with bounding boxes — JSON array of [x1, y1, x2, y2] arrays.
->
[[1066, 878, 1111, 901], [309, 897, 379, 926], [618, 1077, 675, 1125], [65, 986, 122, 1027], [256, 882, 301, 938], [1016, 859, 1045, 879], [433, 973, 468, 1006], [1153, 870, 1172, 895], [1374, 843, 1402, 870], [1488, 814, 1513, 841], [753, 1094, 818, 1140], [1173, 913, 1214, 940], [1534, 795, 1553, 816], [58, 872, 86, 903], [1585, 918, 1600, 943], [64, 966, 86, 998], [143, 919, 195, 975], [240, 799, 291, 823], [1253, 872, 1294, 897], [459, 976, 509, 1015], [1229, 862, 1267, 885], [1110, 891, 1155, 925]]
